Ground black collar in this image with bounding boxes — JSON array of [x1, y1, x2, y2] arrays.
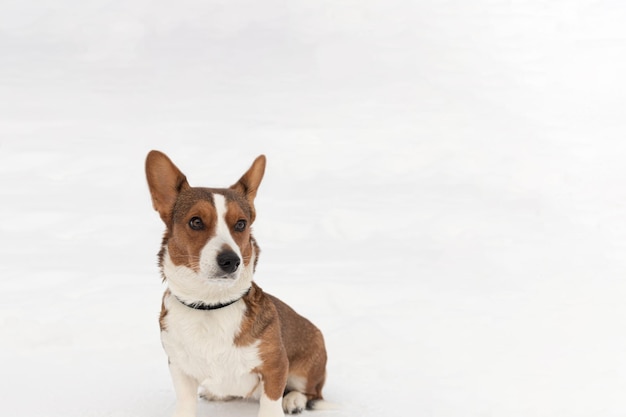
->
[[175, 288, 250, 311]]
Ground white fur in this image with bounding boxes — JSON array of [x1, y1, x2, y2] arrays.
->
[[162, 248, 254, 306], [169, 364, 199, 417], [161, 293, 264, 417], [285, 375, 306, 392], [259, 389, 285, 417]]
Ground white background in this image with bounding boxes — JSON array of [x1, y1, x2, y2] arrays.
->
[[2, 1, 626, 416]]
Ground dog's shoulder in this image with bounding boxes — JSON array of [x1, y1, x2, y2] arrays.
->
[[235, 282, 281, 345]]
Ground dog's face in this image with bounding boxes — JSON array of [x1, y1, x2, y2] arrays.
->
[[145, 151, 266, 305]]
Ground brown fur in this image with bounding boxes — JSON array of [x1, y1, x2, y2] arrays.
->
[[266, 294, 327, 400], [234, 283, 327, 401]]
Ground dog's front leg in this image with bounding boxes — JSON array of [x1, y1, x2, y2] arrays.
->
[[257, 358, 288, 417], [258, 381, 285, 417], [169, 364, 199, 417]]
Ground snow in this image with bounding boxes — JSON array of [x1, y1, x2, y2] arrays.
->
[[2, 1, 626, 416]]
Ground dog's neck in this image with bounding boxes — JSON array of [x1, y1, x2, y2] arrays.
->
[[175, 288, 251, 311]]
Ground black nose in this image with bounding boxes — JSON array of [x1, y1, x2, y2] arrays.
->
[[217, 250, 241, 274]]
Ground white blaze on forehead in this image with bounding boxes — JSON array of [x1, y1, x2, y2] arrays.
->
[[208, 193, 240, 257]]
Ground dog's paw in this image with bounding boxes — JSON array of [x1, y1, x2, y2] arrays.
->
[[259, 395, 285, 417], [282, 391, 307, 414]]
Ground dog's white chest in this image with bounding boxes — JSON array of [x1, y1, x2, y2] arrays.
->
[[161, 294, 263, 398]]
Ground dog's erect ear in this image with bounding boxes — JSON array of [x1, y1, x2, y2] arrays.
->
[[145, 150, 190, 224], [230, 155, 266, 223]]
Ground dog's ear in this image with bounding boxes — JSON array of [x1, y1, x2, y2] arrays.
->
[[145, 150, 190, 224], [230, 155, 266, 223]]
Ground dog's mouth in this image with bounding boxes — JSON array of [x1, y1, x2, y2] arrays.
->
[[212, 275, 235, 280], [204, 272, 238, 281]]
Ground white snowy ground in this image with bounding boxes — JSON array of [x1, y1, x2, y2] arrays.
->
[[2, 1, 626, 416]]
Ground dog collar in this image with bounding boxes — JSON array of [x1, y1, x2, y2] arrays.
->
[[175, 288, 250, 311]]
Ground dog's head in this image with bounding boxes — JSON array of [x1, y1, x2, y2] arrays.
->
[[145, 150, 266, 306]]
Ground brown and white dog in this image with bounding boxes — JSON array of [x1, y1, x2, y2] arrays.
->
[[145, 151, 327, 417]]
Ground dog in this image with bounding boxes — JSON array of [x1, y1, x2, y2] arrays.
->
[[145, 151, 327, 417]]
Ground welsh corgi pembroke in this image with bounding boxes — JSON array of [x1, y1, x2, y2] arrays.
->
[[145, 151, 327, 417]]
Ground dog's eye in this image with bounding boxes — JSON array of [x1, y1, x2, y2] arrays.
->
[[188, 217, 205, 231], [234, 220, 247, 232]]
